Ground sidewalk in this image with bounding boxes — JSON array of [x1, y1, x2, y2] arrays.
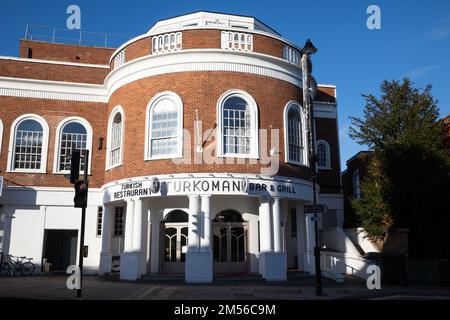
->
[[0, 274, 449, 300]]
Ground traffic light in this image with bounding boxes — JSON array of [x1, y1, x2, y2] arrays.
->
[[74, 179, 88, 208], [70, 149, 81, 184]]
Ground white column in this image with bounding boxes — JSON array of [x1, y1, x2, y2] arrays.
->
[[124, 199, 135, 252], [187, 195, 200, 252], [259, 197, 272, 252], [132, 198, 143, 252], [296, 203, 306, 271], [200, 195, 211, 252], [272, 197, 282, 253], [101, 205, 112, 253], [99, 205, 112, 275]]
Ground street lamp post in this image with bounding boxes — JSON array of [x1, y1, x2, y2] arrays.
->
[[300, 39, 323, 296]]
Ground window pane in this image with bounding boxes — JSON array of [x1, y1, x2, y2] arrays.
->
[[59, 122, 88, 172], [13, 119, 43, 170], [150, 98, 179, 157], [223, 97, 251, 155], [110, 113, 122, 167], [287, 107, 303, 163]]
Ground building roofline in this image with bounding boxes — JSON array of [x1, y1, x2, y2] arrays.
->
[[345, 150, 372, 166], [151, 10, 282, 36]]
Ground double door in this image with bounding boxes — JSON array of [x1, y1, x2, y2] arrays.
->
[[161, 223, 188, 274], [213, 223, 248, 274]]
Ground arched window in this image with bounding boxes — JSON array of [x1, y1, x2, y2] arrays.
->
[[106, 106, 124, 169], [217, 90, 259, 158], [54, 117, 93, 174], [353, 169, 361, 199], [7, 114, 49, 173], [145, 92, 183, 160], [284, 101, 307, 165], [164, 210, 189, 223], [316, 140, 331, 169], [213, 209, 245, 222]]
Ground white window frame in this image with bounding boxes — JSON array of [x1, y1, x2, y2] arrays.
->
[[283, 101, 308, 166], [7, 114, 49, 173], [53, 117, 93, 175], [106, 106, 125, 170], [353, 168, 361, 199], [145, 91, 183, 160], [216, 90, 259, 159], [0, 119, 3, 156], [316, 139, 331, 170]]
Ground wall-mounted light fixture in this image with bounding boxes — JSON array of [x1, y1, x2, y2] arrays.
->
[[98, 137, 104, 150]]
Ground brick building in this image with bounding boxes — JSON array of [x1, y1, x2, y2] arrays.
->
[[0, 12, 345, 282]]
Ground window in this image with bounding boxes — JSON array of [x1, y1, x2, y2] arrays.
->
[[7, 114, 49, 173], [96, 207, 103, 237], [0, 119, 3, 155], [113, 49, 126, 69], [217, 90, 259, 158], [283, 46, 300, 65], [106, 106, 124, 169], [54, 118, 93, 174], [145, 92, 183, 160], [353, 169, 361, 199], [152, 32, 182, 54], [221, 31, 253, 51], [284, 102, 307, 166], [290, 209, 297, 238], [316, 140, 331, 169], [113, 206, 125, 237]]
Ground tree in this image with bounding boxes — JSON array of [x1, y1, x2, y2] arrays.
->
[[349, 78, 450, 258]]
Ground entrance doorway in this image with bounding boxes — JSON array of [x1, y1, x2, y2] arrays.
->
[[161, 210, 188, 274], [213, 210, 248, 274], [42, 229, 78, 272]]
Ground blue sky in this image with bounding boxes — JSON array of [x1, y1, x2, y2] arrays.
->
[[1, 0, 449, 170]]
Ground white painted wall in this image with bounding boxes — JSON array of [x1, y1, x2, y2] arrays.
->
[[2, 187, 103, 274]]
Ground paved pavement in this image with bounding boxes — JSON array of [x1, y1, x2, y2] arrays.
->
[[0, 274, 449, 300]]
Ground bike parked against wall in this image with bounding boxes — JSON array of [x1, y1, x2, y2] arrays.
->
[[0, 253, 36, 276]]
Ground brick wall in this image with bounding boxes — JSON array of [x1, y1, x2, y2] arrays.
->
[[0, 58, 109, 84], [316, 117, 341, 193], [105, 71, 313, 184], [0, 96, 107, 188], [19, 40, 114, 65], [111, 29, 291, 66]]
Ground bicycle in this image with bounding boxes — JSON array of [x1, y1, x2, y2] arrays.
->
[[0, 255, 36, 276]]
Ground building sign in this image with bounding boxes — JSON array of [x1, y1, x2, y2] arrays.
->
[[103, 175, 312, 203], [0, 176, 3, 197], [304, 204, 327, 214]]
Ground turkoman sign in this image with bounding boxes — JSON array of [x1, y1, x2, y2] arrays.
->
[[103, 175, 313, 203]]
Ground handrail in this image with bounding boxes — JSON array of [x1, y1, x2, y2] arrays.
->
[[24, 24, 132, 48]]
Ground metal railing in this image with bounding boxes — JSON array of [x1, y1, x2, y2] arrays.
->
[[24, 24, 132, 48]]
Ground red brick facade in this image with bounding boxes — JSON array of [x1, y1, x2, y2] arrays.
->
[[0, 24, 341, 193]]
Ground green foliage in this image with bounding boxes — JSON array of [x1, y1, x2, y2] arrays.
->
[[349, 78, 450, 257]]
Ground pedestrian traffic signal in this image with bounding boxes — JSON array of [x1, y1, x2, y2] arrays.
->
[[74, 180, 88, 208], [70, 149, 81, 184]]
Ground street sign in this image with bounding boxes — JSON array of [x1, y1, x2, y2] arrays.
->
[[304, 204, 327, 214], [0, 176, 3, 197]]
